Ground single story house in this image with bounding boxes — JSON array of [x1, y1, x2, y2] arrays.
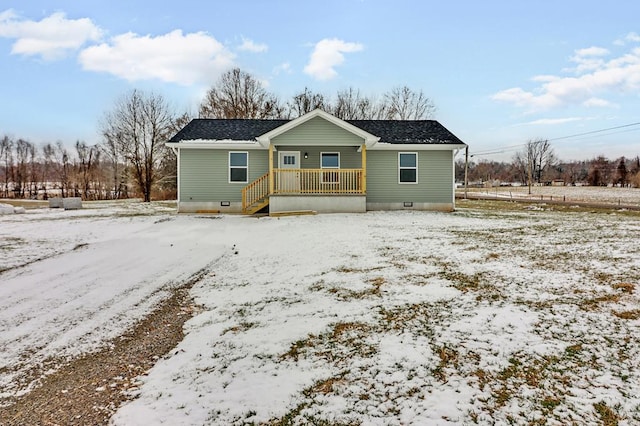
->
[[166, 109, 467, 214]]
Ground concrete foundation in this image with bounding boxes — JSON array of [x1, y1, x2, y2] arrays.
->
[[366, 202, 455, 212], [270, 195, 366, 214], [178, 201, 243, 213]]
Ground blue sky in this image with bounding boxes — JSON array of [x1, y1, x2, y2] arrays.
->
[[1, 0, 639, 161]]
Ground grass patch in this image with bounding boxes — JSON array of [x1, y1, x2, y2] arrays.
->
[[612, 282, 636, 293], [280, 321, 374, 364], [328, 277, 387, 300], [221, 321, 257, 335], [593, 401, 621, 425], [304, 373, 347, 397], [433, 345, 459, 382], [580, 293, 622, 310], [565, 343, 583, 357], [612, 309, 640, 320], [281, 336, 315, 361]]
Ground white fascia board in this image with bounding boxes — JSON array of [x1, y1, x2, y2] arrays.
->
[[165, 140, 266, 150], [369, 143, 467, 151]]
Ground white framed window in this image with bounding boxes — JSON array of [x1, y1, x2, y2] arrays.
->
[[398, 152, 418, 184], [229, 151, 248, 183], [321, 152, 340, 183]]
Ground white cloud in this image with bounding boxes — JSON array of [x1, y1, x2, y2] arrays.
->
[[492, 43, 640, 111], [582, 97, 614, 108], [574, 46, 609, 57], [273, 62, 292, 75], [521, 117, 590, 126], [0, 9, 102, 60], [304, 38, 363, 80], [78, 30, 235, 85], [566, 46, 610, 74], [615, 32, 640, 45], [238, 37, 267, 53]]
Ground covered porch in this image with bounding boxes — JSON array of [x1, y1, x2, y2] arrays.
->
[[242, 144, 367, 214]]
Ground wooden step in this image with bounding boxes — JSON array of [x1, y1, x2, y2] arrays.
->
[[243, 198, 269, 215], [270, 210, 317, 217]]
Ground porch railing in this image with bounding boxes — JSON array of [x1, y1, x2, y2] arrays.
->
[[274, 168, 364, 194], [241, 172, 269, 210]]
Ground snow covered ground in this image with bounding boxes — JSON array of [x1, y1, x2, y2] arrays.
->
[[2, 200, 640, 424]]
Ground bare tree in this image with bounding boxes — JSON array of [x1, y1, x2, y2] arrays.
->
[[41, 143, 56, 199], [55, 141, 71, 197], [14, 139, 32, 198], [0, 136, 13, 197], [287, 87, 327, 118], [514, 139, 556, 189], [102, 89, 175, 202], [27, 141, 38, 198], [382, 86, 436, 120], [199, 68, 284, 119], [76, 141, 101, 199], [331, 87, 383, 120]]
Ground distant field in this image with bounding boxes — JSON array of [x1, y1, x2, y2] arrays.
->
[[460, 185, 640, 205]]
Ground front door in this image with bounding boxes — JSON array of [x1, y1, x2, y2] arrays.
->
[[278, 151, 301, 192]]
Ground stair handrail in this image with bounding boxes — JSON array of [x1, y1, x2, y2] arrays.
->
[[242, 172, 270, 211]]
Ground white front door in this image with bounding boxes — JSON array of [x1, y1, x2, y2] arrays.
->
[[278, 151, 301, 191]]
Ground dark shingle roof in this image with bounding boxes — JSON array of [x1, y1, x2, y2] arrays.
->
[[168, 119, 288, 142], [168, 118, 465, 145], [346, 120, 465, 145]]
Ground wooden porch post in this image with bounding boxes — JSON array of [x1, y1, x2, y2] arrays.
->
[[361, 144, 367, 194], [268, 143, 274, 194], [269, 145, 273, 195]]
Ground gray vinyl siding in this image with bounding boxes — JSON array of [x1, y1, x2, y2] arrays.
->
[[272, 116, 365, 146], [367, 150, 453, 203], [274, 146, 362, 169], [179, 149, 268, 202]]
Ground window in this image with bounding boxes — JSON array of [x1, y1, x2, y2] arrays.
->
[[321, 152, 340, 183], [399, 152, 417, 184], [229, 151, 248, 183], [282, 155, 296, 166]]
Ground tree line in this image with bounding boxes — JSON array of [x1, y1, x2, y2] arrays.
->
[[458, 139, 640, 188], [0, 68, 435, 201]]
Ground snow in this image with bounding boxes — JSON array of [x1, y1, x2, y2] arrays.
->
[[2, 200, 640, 424], [0, 203, 16, 214]]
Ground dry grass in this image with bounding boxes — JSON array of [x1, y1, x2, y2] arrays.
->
[[594, 401, 621, 425], [612, 310, 640, 320], [613, 282, 636, 293]]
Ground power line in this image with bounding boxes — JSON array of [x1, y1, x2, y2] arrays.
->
[[548, 121, 640, 142], [470, 121, 640, 157]]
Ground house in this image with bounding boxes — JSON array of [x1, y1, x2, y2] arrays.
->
[[166, 109, 467, 214]]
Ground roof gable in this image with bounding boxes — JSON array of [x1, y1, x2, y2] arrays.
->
[[256, 109, 379, 147]]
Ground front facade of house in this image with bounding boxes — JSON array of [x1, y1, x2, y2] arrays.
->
[[166, 109, 467, 214]]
